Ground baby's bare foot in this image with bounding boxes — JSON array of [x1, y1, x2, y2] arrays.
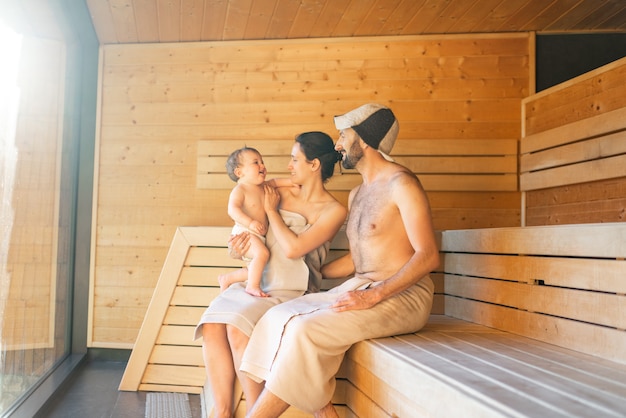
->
[[245, 286, 269, 298]]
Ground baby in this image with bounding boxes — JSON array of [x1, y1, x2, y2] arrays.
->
[[218, 146, 278, 296]]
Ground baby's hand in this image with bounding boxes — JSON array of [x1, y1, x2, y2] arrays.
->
[[249, 220, 266, 235]]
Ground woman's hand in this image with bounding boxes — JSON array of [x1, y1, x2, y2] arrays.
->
[[264, 183, 281, 213], [227, 232, 251, 260]]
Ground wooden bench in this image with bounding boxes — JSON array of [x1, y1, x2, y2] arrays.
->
[[343, 222, 626, 417], [120, 223, 626, 417]]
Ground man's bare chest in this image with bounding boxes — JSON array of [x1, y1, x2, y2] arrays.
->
[[348, 186, 393, 238]]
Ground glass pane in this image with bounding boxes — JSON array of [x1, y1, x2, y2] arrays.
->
[[0, 23, 72, 414]]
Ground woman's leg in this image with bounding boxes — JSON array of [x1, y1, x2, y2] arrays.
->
[[202, 323, 236, 418], [227, 325, 265, 411]]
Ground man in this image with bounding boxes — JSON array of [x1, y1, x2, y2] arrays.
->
[[240, 103, 439, 418]]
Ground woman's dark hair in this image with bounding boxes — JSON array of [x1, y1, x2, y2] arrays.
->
[[295, 131, 342, 183]]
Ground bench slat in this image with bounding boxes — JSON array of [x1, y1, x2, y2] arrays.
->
[[446, 297, 626, 364], [520, 153, 626, 191], [442, 223, 626, 258], [198, 172, 519, 191], [156, 325, 200, 346], [520, 130, 626, 173], [521, 106, 626, 154], [445, 275, 626, 330], [404, 332, 626, 415], [197, 138, 518, 192], [444, 252, 626, 293], [150, 345, 203, 367]]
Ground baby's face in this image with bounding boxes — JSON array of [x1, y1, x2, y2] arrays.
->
[[238, 151, 267, 185]]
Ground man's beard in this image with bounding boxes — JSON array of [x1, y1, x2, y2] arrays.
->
[[341, 141, 364, 169]]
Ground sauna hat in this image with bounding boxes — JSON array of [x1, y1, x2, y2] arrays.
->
[[334, 103, 399, 160]]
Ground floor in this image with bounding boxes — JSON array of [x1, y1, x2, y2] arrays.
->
[[33, 357, 203, 418]]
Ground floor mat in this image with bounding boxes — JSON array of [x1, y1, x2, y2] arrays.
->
[[145, 392, 192, 418]]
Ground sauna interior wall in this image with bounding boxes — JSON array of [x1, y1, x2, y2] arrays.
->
[[91, 33, 529, 348], [523, 58, 626, 226]]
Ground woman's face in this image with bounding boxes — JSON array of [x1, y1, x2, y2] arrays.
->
[[287, 142, 312, 185]]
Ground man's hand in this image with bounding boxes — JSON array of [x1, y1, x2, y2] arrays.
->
[[331, 288, 380, 312]]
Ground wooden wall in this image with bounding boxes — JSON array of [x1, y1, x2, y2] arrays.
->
[[522, 57, 626, 226], [91, 33, 529, 348]]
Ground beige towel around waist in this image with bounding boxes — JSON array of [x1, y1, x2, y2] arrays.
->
[[240, 276, 435, 413]]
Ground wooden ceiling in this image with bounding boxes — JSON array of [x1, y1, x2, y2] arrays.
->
[[85, 0, 626, 45]]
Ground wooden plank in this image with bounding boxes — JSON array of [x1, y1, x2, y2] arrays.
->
[[198, 172, 519, 192], [343, 356, 426, 418], [199, 138, 518, 157], [442, 223, 626, 258], [520, 153, 626, 191], [102, 34, 529, 66], [456, 332, 626, 397], [164, 306, 206, 326], [156, 325, 200, 346], [185, 246, 244, 268], [400, 332, 626, 415], [178, 266, 225, 287], [150, 345, 203, 367], [199, 154, 517, 175], [445, 297, 626, 365], [119, 227, 191, 391], [171, 286, 220, 307], [445, 274, 626, 329], [143, 364, 205, 387], [444, 253, 626, 293], [348, 335, 529, 418], [520, 130, 626, 173], [138, 384, 203, 394]]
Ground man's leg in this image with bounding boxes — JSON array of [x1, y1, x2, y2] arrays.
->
[[246, 388, 290, 418]]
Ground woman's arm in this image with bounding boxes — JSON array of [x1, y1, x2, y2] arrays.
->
[[264, 184, 347, 259], [321, 253, 355, 279], [265, 178, 292, 188]]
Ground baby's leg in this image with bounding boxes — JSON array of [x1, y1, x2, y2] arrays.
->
[[217, 268, 248, 291], [245, 235, 270, 297]]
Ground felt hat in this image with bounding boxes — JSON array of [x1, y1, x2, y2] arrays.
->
[[334, 103, 399, 156]]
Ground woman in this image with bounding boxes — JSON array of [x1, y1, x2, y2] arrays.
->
[[194, 131, 347, 418]]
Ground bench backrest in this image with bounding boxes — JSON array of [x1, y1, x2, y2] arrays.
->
[[197, 138, 517, 192], [441, 222, 626, 365], [520, 106, 626, 192], [118, 225, 351, 393]]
